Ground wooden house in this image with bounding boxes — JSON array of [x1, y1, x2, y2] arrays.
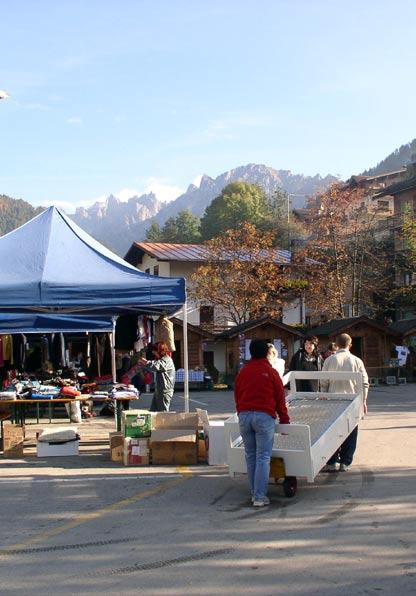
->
[[214, 316, 304, 384], [308, 316, 400, 378]]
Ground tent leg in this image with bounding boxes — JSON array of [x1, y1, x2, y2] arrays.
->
[[111, 318, 117, 384], [183, 303, 189, 413]]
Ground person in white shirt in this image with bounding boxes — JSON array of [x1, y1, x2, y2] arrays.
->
[[322, 333, 369, 472], [267, 343, 285, 380]]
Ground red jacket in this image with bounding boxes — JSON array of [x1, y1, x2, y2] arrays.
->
[[234, 358, 290, 423]]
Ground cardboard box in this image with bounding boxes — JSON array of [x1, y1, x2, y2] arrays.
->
[[109, 431, 124, 462], [37, 440, 79, 457], [150, 412, 198, 465], [196, 409, 227, 465], [2, 423, 24, 458], [122, 410, 152, 438], [123, 437, 150, 466], [151, 441, 198, 465], [152, 412, 199, 430]]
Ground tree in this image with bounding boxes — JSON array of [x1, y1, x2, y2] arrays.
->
[[200, 182, 270, 240], [145, 221, 163, 241], [299, 184, 391, 320], [261, 188, 306, 249], [145, 210, 201, 243], [189, 223, 307, 326]]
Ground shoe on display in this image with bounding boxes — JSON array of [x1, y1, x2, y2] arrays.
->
[[339, 463, 349, 472]]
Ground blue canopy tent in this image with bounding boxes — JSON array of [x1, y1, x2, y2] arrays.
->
[[0, 207, 185, 314], [0, 313, 113, 334], [0, 208, 191, 408]]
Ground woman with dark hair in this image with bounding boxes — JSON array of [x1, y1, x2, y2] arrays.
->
[[139, 341, 175, 411], [289, 335, 322, 392]]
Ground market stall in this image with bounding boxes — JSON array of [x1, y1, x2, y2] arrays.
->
[[0, 207, 189, 409]]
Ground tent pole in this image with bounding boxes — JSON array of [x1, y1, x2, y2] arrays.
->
[[182, 302, 189, 413], [60, 333, 65, 367], [111, 317, 117, 384]]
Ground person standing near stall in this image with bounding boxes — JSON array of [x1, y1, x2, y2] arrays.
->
[[289, 335, 322, 392], [322, 333, 369, 472], [139, 341, 175, 411], [235, 339, 290, 507]]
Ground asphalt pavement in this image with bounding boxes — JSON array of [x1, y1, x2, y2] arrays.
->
[[0, 384, 415, 595]]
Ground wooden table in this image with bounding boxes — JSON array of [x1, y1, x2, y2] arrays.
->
[[0, 396, 91, 425]]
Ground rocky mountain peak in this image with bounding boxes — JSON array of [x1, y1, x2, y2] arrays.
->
[[72, 163, 339, 254]]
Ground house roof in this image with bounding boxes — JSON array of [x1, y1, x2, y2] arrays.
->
[[125, 241, 293, 265], [374, 175, 416, 198], [215, 315, 305, 340], [308, 316, 400, 337], [390, 318, 416, 336]]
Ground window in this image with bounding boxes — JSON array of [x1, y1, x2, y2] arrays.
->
[[145, 268, 150, 274], [153, 265, 159, 276], [200, 305, 214, 324]]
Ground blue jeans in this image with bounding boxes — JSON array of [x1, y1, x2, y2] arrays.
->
[[239, 411, 276, 501]]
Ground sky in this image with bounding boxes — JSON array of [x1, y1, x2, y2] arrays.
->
[[1, 0, 416, 212]]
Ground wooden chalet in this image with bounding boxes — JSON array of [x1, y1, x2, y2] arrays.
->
[[308, 316, 400, 377]]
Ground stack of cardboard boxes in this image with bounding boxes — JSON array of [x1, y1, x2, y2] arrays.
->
[[109, 411, 199, 466], [151, 413, 198, 465]]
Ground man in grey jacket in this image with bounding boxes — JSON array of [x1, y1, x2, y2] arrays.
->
[[322, 333, 369, 471]]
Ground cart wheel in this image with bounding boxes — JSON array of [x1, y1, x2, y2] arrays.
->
[[282, 476, 297, 498]]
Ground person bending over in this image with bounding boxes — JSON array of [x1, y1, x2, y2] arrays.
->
[[235, 339, 290, 507]]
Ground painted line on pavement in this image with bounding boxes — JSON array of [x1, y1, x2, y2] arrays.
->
[[0, 474, 181, 484], [0, 467, 192, 555]]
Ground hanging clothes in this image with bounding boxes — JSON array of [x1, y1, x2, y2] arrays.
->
[[3, 335, 13, 365], [12, 335, 27, 370], [101, 333, 112, 375]]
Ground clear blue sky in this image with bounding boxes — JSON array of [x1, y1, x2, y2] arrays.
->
[[1, 0, 415, 211]]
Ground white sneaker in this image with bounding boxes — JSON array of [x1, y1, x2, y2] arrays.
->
[[324, 463, 339, 472], [253, 496, 270, 507], [339, 463, 349, 472]]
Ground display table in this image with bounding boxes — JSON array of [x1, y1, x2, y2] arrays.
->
[[0, 396, 91, 425]]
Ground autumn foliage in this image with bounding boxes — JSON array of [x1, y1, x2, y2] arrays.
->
[[299, 184, 392, 320], [189, 223, 306, 326]]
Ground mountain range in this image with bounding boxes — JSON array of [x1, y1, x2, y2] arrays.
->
[[1, 138, 415, 255], [72, 164, 338, 254]]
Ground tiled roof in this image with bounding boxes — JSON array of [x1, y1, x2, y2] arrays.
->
[[390, 318, 416, 335], [132, 242, 292, 264], [215, 315, 305, 340], [375, 175, 416, 198], [308, 316, 399, 337]]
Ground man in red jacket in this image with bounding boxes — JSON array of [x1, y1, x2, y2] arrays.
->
[[235, 339, 290, 507]]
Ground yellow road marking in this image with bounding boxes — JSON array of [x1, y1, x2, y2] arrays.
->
[[1, 467, 191, 555]]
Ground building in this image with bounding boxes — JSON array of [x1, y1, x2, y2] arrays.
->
[[373, 162, 416, 318], [124, 241, 305, 329], [308, 316, 400, 378], [213, 316, 305, 384]]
